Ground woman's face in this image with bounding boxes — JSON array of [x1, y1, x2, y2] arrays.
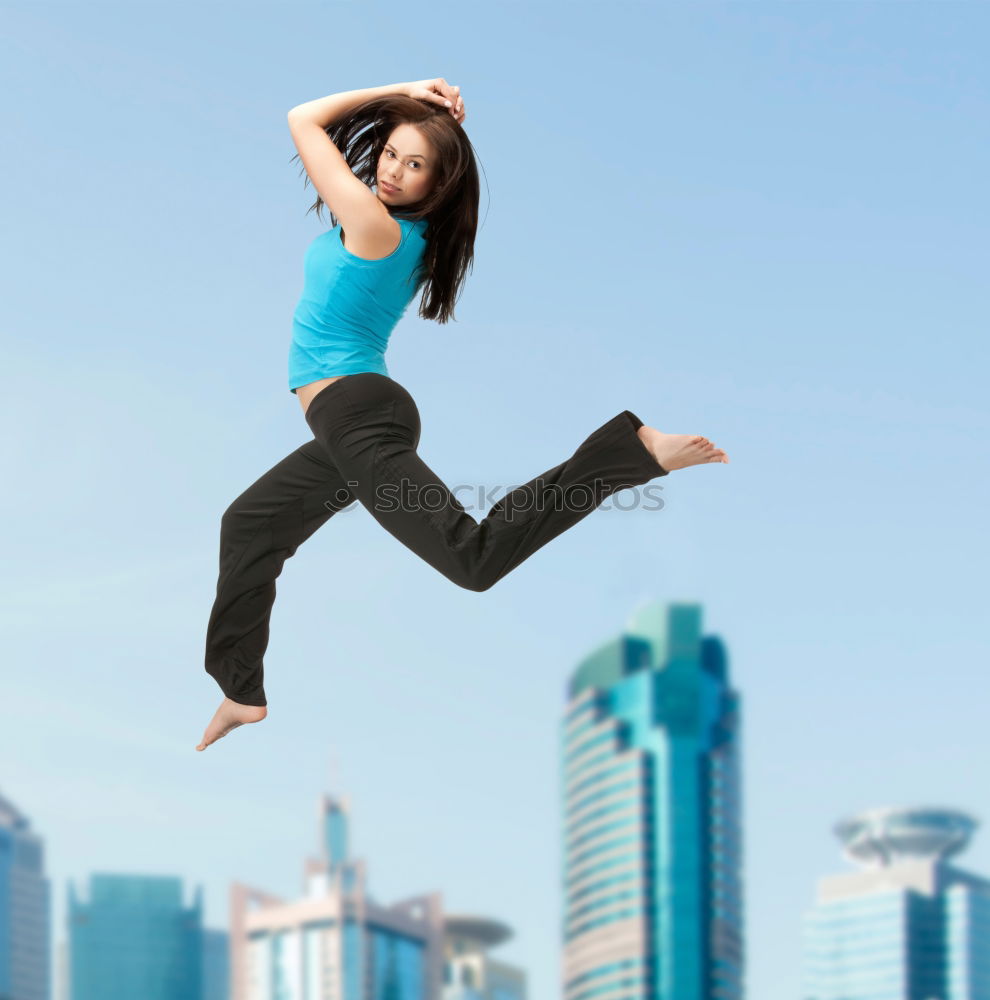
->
[[376, 124, 437, 207]]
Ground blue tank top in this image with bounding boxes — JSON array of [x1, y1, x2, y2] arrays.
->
[[288, 216, 429, 393]]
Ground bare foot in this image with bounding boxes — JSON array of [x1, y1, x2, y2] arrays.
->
[[195, 697, 268, 751], [637, 427, 730, 472]]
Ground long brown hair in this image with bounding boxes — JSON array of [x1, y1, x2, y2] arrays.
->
[[289, 94, 481, 325]]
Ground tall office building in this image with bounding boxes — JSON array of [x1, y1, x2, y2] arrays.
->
[[560, 600, 744, 1000], [68, 873, 206, 1000], [0, 790, 50, 1000], [231, 792, 527, 1000], [802, 805, 990, 1000]]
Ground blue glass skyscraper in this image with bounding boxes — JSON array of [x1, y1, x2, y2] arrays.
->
[[0, 790, 50, 1000], [68, 874, 204, 1000], [560, 601, 744, 1000], [802, 806, 990, 1000]]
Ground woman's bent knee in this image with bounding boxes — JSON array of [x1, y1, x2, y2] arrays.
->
[[451, 566, 498, 593]]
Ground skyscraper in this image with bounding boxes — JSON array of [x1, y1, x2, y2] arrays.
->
[[230, 792, 527, 1000], [802, 805, 990, 1000], [68, 873, 204, 1000], [560, 600, 744, 1000], [0, 790, 50, 1000]]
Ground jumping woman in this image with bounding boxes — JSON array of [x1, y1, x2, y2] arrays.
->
[[197, 77, 729, 752]]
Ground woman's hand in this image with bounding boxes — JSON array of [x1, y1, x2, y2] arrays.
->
[[405, 78, 466, 125]]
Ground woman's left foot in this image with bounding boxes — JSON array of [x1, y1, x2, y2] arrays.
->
[[637, 426, 730, 472], [196, 697, 268, 751]]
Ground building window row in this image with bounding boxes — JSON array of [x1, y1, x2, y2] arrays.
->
[[566, 812, 641, 853], [565, 748, 629, 787], [566, 761, 639, 801], [569, 973, 648, 1000], [567, 868, 640, 906], [565, 781, 642, 827], [568, 834, 641, 870], [564, 957, 643, 992], [565, 849, 642, 890], [565, 794, 647, 839], [566, 906, 643, 941], [567, 887, 643, 924], [563, 726, 619, 766]]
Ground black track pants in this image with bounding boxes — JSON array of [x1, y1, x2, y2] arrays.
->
[[204, 373, 667, 706]]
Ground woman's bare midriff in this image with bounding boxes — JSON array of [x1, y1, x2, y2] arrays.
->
[[296, 376, 350, 417]]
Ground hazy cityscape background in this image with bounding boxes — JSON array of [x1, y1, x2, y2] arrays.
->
[[2, 1, 988, 998]]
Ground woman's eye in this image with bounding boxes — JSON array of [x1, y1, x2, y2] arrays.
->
[[386, 150, 420, 169]]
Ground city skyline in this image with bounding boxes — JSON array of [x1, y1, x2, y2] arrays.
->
[[7, 598, 987, 997]]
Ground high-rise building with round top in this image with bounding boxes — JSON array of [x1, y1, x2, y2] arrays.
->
[[834, 805, 978, 868], [802, 803, 990, 1000]]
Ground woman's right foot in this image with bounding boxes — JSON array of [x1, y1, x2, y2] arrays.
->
[[196, 697, 268, 751], [637, 427, 729, 472]]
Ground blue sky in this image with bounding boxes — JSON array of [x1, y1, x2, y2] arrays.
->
[[2, 1, 988, 997]]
